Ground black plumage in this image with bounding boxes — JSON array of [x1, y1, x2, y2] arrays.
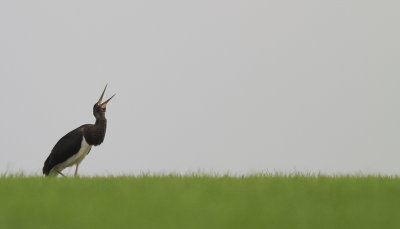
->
[[43, 85, 115, 176]]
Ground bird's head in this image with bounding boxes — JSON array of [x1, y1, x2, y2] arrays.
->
[[93, 84, 115, 119]]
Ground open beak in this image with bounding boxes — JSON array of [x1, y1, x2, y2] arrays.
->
[[97, 84, 116, 109]]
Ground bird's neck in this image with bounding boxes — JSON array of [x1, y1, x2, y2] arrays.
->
[[93, 118, 107, 134], [84, 118, 107, 146], [95, 118, 107, 126]]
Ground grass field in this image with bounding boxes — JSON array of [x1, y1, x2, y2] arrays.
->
[[1, 174, 400, 229]]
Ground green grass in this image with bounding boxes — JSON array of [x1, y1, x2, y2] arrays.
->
[[1, 174, 400, 228]]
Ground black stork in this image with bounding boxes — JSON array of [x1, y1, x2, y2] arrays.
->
[[43, 85, 115, 177]]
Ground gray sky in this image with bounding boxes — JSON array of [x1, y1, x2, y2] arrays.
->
[[1, 1, 399, 176]]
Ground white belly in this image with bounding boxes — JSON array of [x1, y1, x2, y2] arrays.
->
[[51, 137, 92, 174]]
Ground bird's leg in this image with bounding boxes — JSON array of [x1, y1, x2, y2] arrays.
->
[[56, 170, 66, 177], [74, 164, 79, 177]]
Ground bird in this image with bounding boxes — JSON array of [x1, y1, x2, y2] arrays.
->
[[43, 85, 115, 177]]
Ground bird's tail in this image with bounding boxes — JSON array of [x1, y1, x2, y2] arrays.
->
[[42, 156, 52, 176]]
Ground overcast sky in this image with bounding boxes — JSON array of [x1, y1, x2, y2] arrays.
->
[[1, 1, 399, 176]]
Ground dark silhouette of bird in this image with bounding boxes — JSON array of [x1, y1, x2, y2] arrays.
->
[[43, 85, 115, 177]]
